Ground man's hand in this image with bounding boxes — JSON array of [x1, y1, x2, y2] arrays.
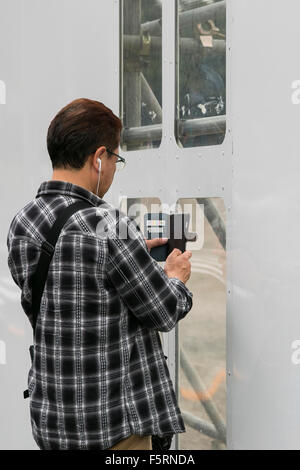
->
[[164, 248, 192, 284], [144, 237, 168, 252]]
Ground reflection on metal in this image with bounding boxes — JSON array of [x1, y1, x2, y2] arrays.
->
[[176, 0, 226, 147], [122, 0, 225, 150], [179, 197, 226, 448], [197, 198, 226, 250], [180, 346, 226, 444], [122, 116, 225, 145], [191, 261, 225, 285], [121, 0, 163, 150]]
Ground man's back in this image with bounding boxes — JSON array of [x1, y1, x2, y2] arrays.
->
[[7, 180, 193, 450]]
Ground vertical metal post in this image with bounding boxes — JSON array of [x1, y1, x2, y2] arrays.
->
[[123, 0, 142, 141], [175, 0, 181, 145]]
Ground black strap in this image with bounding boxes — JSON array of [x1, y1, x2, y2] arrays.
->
[[23, 200, 95, 399], [31, 200, 93, 333]]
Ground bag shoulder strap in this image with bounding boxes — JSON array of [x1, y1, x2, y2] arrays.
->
[[31, 200, 94, 333]]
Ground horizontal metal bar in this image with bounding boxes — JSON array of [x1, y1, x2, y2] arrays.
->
[[179, 116, 226, 137], [124, 34, 225, 56], [122, 123, 162, 145], [180, 37, 225, 55], [179, 0, 226, 36], [142, 18, 162, 36], [180, 0, 221, 13], [122, 116, 225, 145], [181, 411, 223, 441]]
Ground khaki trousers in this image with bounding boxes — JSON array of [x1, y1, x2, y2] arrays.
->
[[108, 434, 152, 450]]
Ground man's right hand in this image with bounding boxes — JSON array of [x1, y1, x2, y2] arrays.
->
[[164, 248, 192, 284]]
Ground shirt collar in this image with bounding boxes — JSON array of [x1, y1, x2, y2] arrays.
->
[[36, 180, 104, 207]]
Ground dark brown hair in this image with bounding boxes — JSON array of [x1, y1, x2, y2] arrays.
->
[[47, 98, 123, 169]]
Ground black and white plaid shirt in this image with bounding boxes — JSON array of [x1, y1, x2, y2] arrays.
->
[[7, 180, 193, 450]]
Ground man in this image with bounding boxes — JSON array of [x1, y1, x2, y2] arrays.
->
[[7, 98, 193, 450]]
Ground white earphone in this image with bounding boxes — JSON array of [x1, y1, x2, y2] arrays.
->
[[96, 157, 101, 196]]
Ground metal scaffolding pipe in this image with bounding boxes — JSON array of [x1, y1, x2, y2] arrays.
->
[[180, 37, 225, 55], [124, 34, 225, 57], [179, 0, 226, 36], [181, 411, 223, 440], [197, 198, 226, 250], [142, 0, 225, 36], [180, 0, 219, 13], [142, 18, 162, 36], [180, 346, 226, 444], [122, 115, 225, 145], [123, 0, 142, 132], [124, 34, 162, 56], [179, 116, 226, 137], [141, 73, 162, 123], [122, 123, 162, 145]]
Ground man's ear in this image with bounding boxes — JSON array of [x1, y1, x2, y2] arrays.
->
[[93, 147, 106, 169]]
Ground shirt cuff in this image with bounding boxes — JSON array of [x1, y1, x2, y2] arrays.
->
[[168, 277, 193, 299]]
